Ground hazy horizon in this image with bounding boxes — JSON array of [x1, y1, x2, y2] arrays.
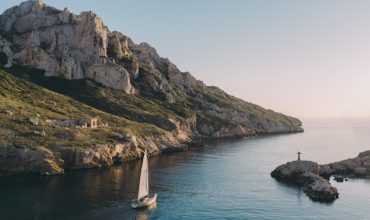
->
[[2, 0, 370, 118]]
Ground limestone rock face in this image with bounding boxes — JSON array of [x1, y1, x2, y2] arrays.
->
[[0, 0, 133, 93], [57, 134, 185, 169], [165, 59, 198, 91], [107, 31, 133, 59], [0, 133, 187, 176], [0, 0, 304, 141], [0, 36, 12, 67], [85, 63, 133, 93], [0, 0, 208, 96], [0, 145, 64, 175]]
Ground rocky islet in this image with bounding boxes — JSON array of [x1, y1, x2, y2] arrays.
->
[[271, 150, 370, 202]]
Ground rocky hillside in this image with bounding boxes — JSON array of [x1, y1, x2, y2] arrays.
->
[[0, 68, 186, 176], [0, 1, 303, 176]]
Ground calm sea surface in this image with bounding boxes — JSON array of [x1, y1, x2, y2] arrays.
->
[[1, 118, 370, 220]]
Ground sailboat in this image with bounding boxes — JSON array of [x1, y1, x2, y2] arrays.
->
[[131, 149, 157, 209]]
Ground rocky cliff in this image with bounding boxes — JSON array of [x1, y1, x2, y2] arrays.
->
[[0, 1, 303, 176], [0, 1, 133, 93], [0, 68, 186, 176]]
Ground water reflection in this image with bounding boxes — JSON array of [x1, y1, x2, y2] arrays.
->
[[1, 119, 370, 219], [134, 203, 157, 220]]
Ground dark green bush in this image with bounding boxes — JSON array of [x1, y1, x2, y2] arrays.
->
[[0, 52, 8, 66]]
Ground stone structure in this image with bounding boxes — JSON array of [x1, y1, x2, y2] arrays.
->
[[79, 116, 100, 128]]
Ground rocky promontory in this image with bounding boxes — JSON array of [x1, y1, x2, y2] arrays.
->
[[0, 0, 303, 137], [320, 150, 370, 178], [271, 160, 338, 201], [271, 151, 370, 202], [0, 0, 303, 177]]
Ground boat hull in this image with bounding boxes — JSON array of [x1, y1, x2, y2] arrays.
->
[[131, 194, 157, 209]]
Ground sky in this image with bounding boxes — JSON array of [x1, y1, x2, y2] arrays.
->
[[1, 0, 370, 118]]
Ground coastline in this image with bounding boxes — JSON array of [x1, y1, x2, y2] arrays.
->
[[271, 150, 370, 202], [0, 129, 304, 178]]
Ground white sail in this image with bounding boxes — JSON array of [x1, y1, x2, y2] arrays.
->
[[137, 149, 149, 199]]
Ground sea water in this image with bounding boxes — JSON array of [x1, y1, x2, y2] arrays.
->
[[1, 118, 370, 220]]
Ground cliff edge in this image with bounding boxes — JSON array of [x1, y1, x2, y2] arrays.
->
[[0, 1, 303, 176]]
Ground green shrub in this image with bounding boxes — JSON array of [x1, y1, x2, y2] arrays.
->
[[0, 52, 8, 65]]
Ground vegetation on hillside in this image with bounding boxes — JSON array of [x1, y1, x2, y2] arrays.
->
[[0, 68, 165, 150]]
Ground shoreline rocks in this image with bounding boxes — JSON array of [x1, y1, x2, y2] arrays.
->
[[0, 134, 188, 177], [0, 145, 64, 176], [303, 174, 338, 201], [271, 160, 339, 202], [0, 0, 303, 178], [319, 151, 370, 178], [0, 0, 304, 145], [271, 150, 370, 202]]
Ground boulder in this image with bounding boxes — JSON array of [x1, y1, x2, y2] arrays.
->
[[30, 117, 38, 125], [333, 175, 344, 182], [271, 160, 338, 202], [271, 160, 319, 184], [320, 151, 370, 177], [33, 130, 46, 137], [304, 177, 339, 201], [5, 110, 13, 116]]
